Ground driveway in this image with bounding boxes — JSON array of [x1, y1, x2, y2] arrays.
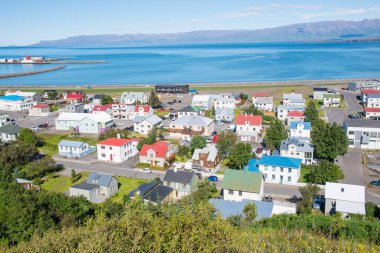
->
[[325, 90, 362, 125], [337, 149, 364, 185]]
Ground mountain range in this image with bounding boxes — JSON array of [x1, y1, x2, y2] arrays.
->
[[32, 19, 380, 47]]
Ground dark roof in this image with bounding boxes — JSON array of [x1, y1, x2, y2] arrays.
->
[[0, 124, 23, 135], [344, 119, 380, 128], [70, 181, 98, 190], [177, 105, 202, 113], [128, 181, 160, 197], [128, 181, 173, 203], [313, 87, 328, 91], [163, 169, 195, 184], [93, 94, 105, 99]]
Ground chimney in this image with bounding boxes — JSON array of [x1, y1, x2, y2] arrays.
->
[[117, 134, 121, 139]]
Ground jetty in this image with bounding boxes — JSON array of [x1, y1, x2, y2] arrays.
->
[[0, 66, 66, 78]]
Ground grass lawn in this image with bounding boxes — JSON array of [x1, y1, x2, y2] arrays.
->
[[318, 110, 325, 118], [41, 171, 90, 193], [108, 176, 149, 204], [299, 166, 311, 183], [38, 133, 98, 156]]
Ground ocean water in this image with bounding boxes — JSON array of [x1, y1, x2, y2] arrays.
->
[[0, 42, 379, 86]]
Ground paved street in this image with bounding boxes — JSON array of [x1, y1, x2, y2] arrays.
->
[[325, 90, 362, 125], [338, 149, 364, 185]]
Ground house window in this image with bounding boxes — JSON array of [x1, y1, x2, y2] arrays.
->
[[272, 174, 275, 180], [101, 146, 105, 149], [101, 153, 106, 157], [288, 176, 291, 182], [109, 147, 112, 150], [288, 168, 291, 173], [264, 166, 268, 170], [280, 167, 284, 172], [341, 188, 344, 192], [182, 184, 186, 189], [272, 166, 275, 171], [239, 191, 242, 196], [228, 190, 233, 195], [264, 173, 267, 179]]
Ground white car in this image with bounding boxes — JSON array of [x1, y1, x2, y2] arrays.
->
[[141, 168, 152, 174], [30, 126, 39, 131]]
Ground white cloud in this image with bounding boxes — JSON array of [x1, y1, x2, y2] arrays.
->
[[303, 8, 367, 19], [270, 3, 322, 10], [217, 6, 262, 19]]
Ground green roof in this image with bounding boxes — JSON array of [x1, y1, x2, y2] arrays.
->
[[221, 169, 262, 193], [0, 124, 23, 135], [323, 94, 340, 99]]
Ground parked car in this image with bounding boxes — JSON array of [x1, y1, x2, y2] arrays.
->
[[208, 175, 218, 182], [167, 101, 174, 105], [195, 172, 202, 180], [30, 126, 39, 131], [370, 180, 380, 186], [141, 168, 152, 174], [178, 100, 182, 103], [313, 197, 321, 209], [263, 195, 273, 202], [216, 121, 223, 126]]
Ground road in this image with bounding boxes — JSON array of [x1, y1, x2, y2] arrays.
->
[[338, 149, 364, 185], [324, 90, 362, 125]]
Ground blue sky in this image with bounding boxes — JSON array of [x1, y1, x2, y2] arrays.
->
[[1, 0, 380, 46]]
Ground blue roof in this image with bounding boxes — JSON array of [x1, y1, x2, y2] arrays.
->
[[258, 156, 302, 169], [58, 140, 87, 148], [243, 159, 259, 172], [189, 89, 198, 92], [290, 121, 311, 130], [0, 95, 25, 101], [209, 199, 273, 220], [86, 172, 114, 187]]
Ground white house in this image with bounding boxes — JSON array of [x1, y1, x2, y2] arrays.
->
[[120, 92, 148, 104], [176, 105, 204, 118], [323, 94, 341, 107], [111, 104, 153, 120], [348, 80, 380, 92], [286, 111, 305, 126], [222, 169, 264, 201], [283, 93, 304, 105], [324, 182, 365, 216], [5, 90, 40, 101], [251, 92, 271, 103], [277, 105, 304, 121], [364, 108, 380, 119], [361, 89, 380, 104], [191, 95, 213, 110], [257, 156, 302, 185], [253, 97, 274, 111], [97, 137, 141, 163], [215, 108, 234, 123], [0, 124, 22, 142], [280, 138, 314, 164], [0, 95, 37, 111], [235, 114, 262, 142], [133, 115, 162, 135], [313, 87, 328, 100], [58, 103, 84, 114], [169, 115, 214, 141], [58, 140, 96, 158], [162, 168, 198, 199], [290, 122, 311, 138], [366, 93, 380, 108], [214, 96, 236, 110], [28, 104, 50, 116], [55, 112, 113, 134], [343, 119, 380, 149]]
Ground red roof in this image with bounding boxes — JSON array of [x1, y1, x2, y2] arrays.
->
[[98, 138, 141, 146], [235, 115, 262, 126], [364, 108, 380, 113], [252, 92, 270, 97], [93, 104, 112, 111], [135, 105, 151, 113], [287, 111, 304, 117], [67, 93, 84, 100], [361, 89, 380, 95], [212, 134, 219, 143], [32, 104, 49, 108], [139, 141, 170, 158]]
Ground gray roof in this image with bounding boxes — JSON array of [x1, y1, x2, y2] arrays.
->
[[0, 124, 22, 135], [255, 97, 273, 104], [133, 116, 147, 123], [58, 140, 87, 148], [192, 144, 218, 162], [70, 181, 98, 190], [163, 169, 195, 184], [287, 99, 306, 103], [215, 108, 234, 116], [121, 92, 146, 99], [16, 178, 32, 184], [344, 119, 380, 128], [86, 173, 115, 187], [93, 94, 105, 99], [145, 115, 162, 125], [283, 93, 303, 100], [209, 199, 273, 220], [177, 105, 203, 113], [172, 115, 213, 127], [277, 105, 304, 110], [280, 138, 314, 153]]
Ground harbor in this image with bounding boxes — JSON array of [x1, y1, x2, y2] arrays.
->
[[0, 56, 106, 64], [0, 65, 65, 78]]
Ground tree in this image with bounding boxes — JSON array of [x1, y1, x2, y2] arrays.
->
[[71, 169, 81, 183], [305, 100, 319, 124], [0, 141, 39, 168], [191, 181, 218, 204], [101, 199, 124, 218], [190, 136, 207, 153], [177, 145, 190, 157], [297, 184, 320, 214], [304, 160, 344, 184], [239, 92, 248, 100], [148, 90, 161, 108], [365, 202, 380, 218], [98, 129, 130, 141], [216, 131, 237, 158], [22, 156, 63, 179], [243, 105, 263, 116], [211, 106, 216, 118], [17, 128, 44, 147], [264, 119, 287, 150], [137, 128, 158, 151], [47, 90, 59, 100], [243, 203, 257, 225], [227, 143, 253, 170], [100, 95, 113, 105]]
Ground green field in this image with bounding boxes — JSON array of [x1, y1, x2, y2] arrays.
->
[[299, 166, 311, 183], [109, 176, 149, 204], [38, 133, 98, 156], [41, 171, 90, 193]]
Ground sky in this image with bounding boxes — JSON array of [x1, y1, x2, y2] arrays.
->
[[1, 0, 380, 46]]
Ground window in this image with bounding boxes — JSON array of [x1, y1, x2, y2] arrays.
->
[[272, 174, 275, 180], [264, 173, 267, 179], [101, 153, 106, 157], [101, 146, 105, 149], [341, 188, 344, 192], [288, 168, 291, 173], [182, 184, 186, 189], [239, 191, 242, 196], [109, 147, 112, 150], [348, 131, 355, 135], [280, 167, 284, 172], [264, 166, 268, 170], [228, 190, 233, 195], [272, 166, 275, 171], [288, 176, 291, 182]]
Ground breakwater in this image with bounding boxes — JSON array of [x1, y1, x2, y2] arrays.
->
[[0, 65, 65, 78]]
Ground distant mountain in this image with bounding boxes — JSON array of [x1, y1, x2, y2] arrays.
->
[[32, 19, 380, 47]]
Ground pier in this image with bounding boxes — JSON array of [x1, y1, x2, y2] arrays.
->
[[0, 66, 66, 78]]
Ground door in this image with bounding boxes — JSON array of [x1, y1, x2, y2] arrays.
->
[[110, 154, 113, 161], [280, 175, 283, 184]]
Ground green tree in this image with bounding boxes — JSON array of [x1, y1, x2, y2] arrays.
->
[[216, 130, 238, 158], [101, 199, 124, 218], [148, 90, 161, 108], [191, 181, 218, 204], [22, 156, 62, 179], [211, 106, 216, 118], [243, 203, 257, 226], [304, 160, 344, 184], [0, 141, 39, 168], [47, 90, 59, 100], [98, 128, 130, 141], [239, 92, 248, 100], [177, 145, 190, 157], [243, 105, 263, 116], [17, 128, 44, 147], [70, 169, 81, 183], [365, 202, 380, 219], [190, 136, 207, 153], [137, 129, 158, 151], [297, 184, 320, 214], [227, 143, 253, 170], [305, 100, 319, 124], [264, 119, 287, 150], [100, 95, 113, 105]]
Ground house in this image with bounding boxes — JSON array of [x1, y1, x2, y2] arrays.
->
[[176, 105, 204, 118], [215, 108, 234, 123], [251, 92, 271, 103], [280, 138, 314, 164], [69, 173, 118, 203], [192, 144, 221, 173], [253, 97, 274, 111], [286, 111, 305, 126], [58, 103, 84, 114], [92, 94, 105, 103], [222, 169, 263, 201], [169, 115, 214, 141], [112, 104, 153, 120], [283, 93, 304, 105], [364, 108, 380, 119], [276, 105, 304, 121], [360, 89, 380, 103], [214, 96, 236, 110], [139, 141, 175, 167], [83, 102, 100, 113], [67, 93, 85, 104], [235, 114, 262, 142], [63, 91, 85, 100], [28, 104, 50, 116], [128, 181, 173, 205], [0, 114, 11, 126], [366, 93, 380, 108], [348, 80, 380, 92], [191, 95, 213, 110], [257, 156, 302, 185], [97, 137, 141, 163], [324, 182, 365, 216], [55, 112, 113, 134], [290, 121, 311, 138], [162, 168, 198, 199], [120, 92, 148, 104], [92, 104, 112, 115], [58, 140, 96, 158], [5, 90, 40, 101], [133, 115, 162, 135], [0, 124, 22, 142], [155, 84, 189, 94], [313, 87, 328, 100], [0, 95, 37, 111], [343, 119, 380, 149], [16, 178, 40, 190], [323, 94, 341, 107]]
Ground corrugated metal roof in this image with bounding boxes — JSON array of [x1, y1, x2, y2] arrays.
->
[[290, 121, 311, 130], [58, 140, 87, 148], [258, 156, 302, 169], [221, 169, 262, 193]]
